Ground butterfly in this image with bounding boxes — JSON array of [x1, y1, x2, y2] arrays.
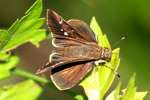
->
[[36, 9, 112, 90]]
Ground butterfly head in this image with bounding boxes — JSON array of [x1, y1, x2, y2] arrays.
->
[[101, 48, 112, 62]]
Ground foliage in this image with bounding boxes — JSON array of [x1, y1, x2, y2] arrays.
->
[[0, 80, 42, 100], [79, 17, 147, 100], [0, 0, 46, 99], [0, 0, 147, 100], [0, 0, 46, 52]]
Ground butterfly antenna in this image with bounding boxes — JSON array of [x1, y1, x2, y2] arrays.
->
[[112, 34, 127, 49]]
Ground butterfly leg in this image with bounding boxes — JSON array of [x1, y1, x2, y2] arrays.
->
[[94, 60, 120, 78], [94, 60, 106, 66], [105, 63, 120, 78]]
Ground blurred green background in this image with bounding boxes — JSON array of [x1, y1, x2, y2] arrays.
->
[[0, 0, 149, 99]]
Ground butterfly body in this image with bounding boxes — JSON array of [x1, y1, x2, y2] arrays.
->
[[54, 44, 111, 61], [37, 10, 112, 90]]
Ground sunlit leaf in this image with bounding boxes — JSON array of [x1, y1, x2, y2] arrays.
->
[[121, 74, 148, 100], [80, 17, 120, 100], [106, 82, 121, 100], [133, 91, 148, 100], [0, 52, 10, 61], [74, 94, 84, 100], [0, 80, 42, 100], [0, 0, 47, 52], [0, 55, 19, 80], [122, 74, 136, 100], [114, 82, 121, 100], [90, 17, 110, 48], [0, 30, 9, 46]]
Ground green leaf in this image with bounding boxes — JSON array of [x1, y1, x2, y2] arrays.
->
[[80, 17, 120, 100], [74, 95, 84, 100], [29, 29, 47, 47], [121, 74, 148, 100], [0, 0, 47, 52], [106, 82, 121, 100], [133, 91, 148, 100], [2, 29, 46, 50], [0, 30, 9, 45], [90, 17, 110, 48], [0, 55, 19, 80], [0, 80, 42, 100], [114, 82, 121, 100], [0, 52, 10, 61], [122, 73, 136, 100], [80, 68, 101, 100]]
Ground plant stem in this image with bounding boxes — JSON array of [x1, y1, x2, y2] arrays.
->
[[12, 68, 49, 84], [12, 68, 84, 98]]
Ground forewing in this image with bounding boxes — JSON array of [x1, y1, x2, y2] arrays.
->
[[51, 62, 93, 90], [37, 10, 97, 78], [47, 10, 83, 40], [47, 10, 97, 48], [67, 19, 96, 42]]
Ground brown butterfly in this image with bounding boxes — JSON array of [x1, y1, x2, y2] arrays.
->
[[36, 9, 112, 90]]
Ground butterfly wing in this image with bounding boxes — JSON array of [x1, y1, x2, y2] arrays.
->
[[67, 19, 96, 42], [47, 9, 98, 61], [37, 10, 99, 74], [47, 10, 83, 43], [47, 10, 97, 47], [51, 62, 93, 90], [36, 52, 93, 74]]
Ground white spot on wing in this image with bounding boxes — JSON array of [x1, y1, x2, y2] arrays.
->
[[59, 19, 63, 24], [64, 32, 68, 36], [60, 29, 63, 31], [60, 62, 63, 64]]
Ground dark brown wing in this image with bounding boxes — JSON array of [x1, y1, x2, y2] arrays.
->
[[67, 19, 96, 42], [36, 51, 94, 74], [51, 62, 93, 90], [37, 10, 97, 75], [47, 10, 97, 47]]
